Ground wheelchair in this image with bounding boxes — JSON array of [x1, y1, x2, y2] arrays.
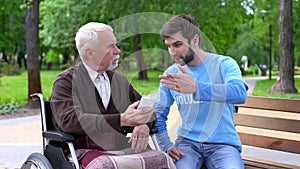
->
[[21, 93, 161, 169]]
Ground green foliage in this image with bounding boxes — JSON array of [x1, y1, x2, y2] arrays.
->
[[43, 49, 63, 64], [2, 0, 300, 108], [294, 0, 300, 65], [38, 0, 250, 67], [227, 0, 300, 78], [252, 0, 281, 65], [2, 0, 300, 69], [40, 0, 77, 49], [0, 62, 22, 76], [60, 59, 78, 70], [295, 66, 300, 72], [0, 102, 26, 115], [37, 0, 300, 72], [192, 0, 250, 54], [226, 22, 268, 65], [253, 78, 300, 99], [0, 1, 26, 56], [244, 66, 260, 76]]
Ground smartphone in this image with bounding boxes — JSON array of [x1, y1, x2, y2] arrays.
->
[[137, 97, 156, 109]]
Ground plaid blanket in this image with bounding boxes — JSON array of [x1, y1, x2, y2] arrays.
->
[[69, 148, 176, 169]]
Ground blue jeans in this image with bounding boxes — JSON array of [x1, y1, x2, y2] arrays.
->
[[174, 137, 244, 169]]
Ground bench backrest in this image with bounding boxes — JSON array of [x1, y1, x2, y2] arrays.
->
[[235, 96, 300, 154]]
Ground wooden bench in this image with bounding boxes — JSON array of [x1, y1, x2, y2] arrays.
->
[[235, 96, 300, 169]]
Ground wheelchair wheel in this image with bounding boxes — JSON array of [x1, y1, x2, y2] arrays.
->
[[21, 152, 53, 169]]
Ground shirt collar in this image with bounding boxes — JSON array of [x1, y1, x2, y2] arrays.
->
[[82, 62, 108, 81]]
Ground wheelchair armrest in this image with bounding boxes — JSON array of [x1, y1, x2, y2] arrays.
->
[[150, 125, 158, 135], [149, 119, 158, 136], [43, 130, 75, 142]]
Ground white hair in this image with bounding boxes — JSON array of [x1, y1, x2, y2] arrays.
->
[[75, 22, 113, 60]]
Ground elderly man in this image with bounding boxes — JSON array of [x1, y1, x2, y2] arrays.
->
[[50, 22, 175, 169]]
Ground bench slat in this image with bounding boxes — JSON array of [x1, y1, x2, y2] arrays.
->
[[235, 113, 300, 134], [238, 132, 300, 154], [234, 96, 300, 168], [243, 156, 300, 169], [236, 96, 300, 113]]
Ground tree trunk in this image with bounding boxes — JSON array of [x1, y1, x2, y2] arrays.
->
[[26, 0, 41, 108], [133, 34, 148, 80], [269, 0, 298, 94], [1, 47, 7, 62], [131, 15, 148, 81]]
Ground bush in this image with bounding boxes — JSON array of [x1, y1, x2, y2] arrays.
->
[[43, 49, 63, 64], [0, 62, 22, 76], [254, 67, 259, 75], [0, 102, 27, 115], [295, 66, 300, 75], [60, 59, 77, 70], [244, 66, 260, 76], [244, 69, 253, 76]]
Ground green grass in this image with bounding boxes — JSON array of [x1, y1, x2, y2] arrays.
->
[[252, 78, 300, 99], [0, 72, 28, 105], [1, 68, 299, 107], [0, 70, 61, 105], [0, 69, 163, 105], [122, 70, 163, 96]]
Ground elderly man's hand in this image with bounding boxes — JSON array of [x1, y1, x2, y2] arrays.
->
[[159, 64, 197, 94], [128, 124, 149, 153], [121, 101, 153, 126]]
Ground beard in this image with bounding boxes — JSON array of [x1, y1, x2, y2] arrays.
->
[[107, 55, 120, 70], [174, 48, 195, 66]]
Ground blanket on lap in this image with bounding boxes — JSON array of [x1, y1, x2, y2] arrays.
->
[[69, 148, 176, 169]]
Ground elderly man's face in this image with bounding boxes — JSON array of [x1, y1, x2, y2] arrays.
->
[[90, 30, 120, 73]]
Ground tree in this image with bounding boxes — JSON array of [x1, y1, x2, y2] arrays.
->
[[26, 0, 41, 108], [294, 0, 300, 66], [38, 0, 250, 74], [133, 33, 148, 80], [269, 0, 298, 94], [227, 22, 267, 65], [0, 1, 26, 66]]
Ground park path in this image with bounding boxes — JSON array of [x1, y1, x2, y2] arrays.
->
[[1, 76, 300, 168], [243, 76, 269, 95]]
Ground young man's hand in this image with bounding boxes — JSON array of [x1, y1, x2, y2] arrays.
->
[[160, 64, 197, 94], [167, 146, 185, 161]]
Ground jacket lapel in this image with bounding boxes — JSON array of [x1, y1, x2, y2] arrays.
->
[[75, 62, 106, 113], [95, 86, 107, 113]]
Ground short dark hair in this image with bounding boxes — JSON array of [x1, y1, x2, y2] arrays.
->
[[160, 15, 201, 43]]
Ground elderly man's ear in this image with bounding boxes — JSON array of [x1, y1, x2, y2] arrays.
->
[[85, 48, 94, 58]]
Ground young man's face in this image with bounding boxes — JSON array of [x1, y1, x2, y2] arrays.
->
[[164, 32, 195, 66]]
